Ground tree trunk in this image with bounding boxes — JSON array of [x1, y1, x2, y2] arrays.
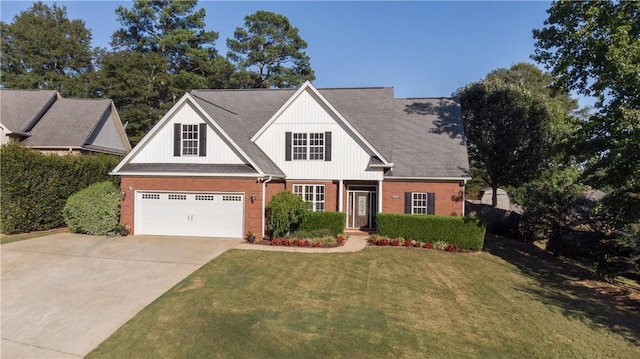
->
[[492, 184, 498, 207]]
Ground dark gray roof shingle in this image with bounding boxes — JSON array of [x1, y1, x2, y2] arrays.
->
[[188, 86, 469, 179], [0, 89, 58, 133]]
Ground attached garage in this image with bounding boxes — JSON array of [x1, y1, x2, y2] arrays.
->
[[134, 191, 244, 238]]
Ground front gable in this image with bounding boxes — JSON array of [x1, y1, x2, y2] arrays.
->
[[113, 94, 262, 176], [253, 83, 388, 180]]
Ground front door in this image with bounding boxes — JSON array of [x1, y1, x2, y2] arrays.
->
[[348, 188, 377, 229]]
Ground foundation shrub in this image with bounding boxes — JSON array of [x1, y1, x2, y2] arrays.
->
[[63, 181, 121, 235], [0, 144, 121, 234], [376, 213, 486, 251], [299, 211, 346, 237]]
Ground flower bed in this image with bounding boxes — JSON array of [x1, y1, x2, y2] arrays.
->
[[250, 234, 347, 248], [367, 235, 469, 253]]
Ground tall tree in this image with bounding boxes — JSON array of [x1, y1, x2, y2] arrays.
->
[[532, 1, 640, 227], [227, 10, 315, 88], [458, 78, 550, 207], [0, 2, 94, 97], [99, 0, 232, 143]]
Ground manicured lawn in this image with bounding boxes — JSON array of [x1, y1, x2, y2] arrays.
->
[[88, 237, 640, 359]]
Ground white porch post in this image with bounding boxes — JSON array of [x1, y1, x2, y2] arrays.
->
[[378, 179, 383, 212], [338, 179, 343, 212]]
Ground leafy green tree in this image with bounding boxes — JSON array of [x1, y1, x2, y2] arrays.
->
[[227, 10, 315, 88], [0, 1, 94, 96], [99, 0, 233, 143], [532, 1, 640, 227], [458, 78, 550, 207]]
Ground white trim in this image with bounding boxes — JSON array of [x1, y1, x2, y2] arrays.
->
[[261, 176, 273, 238], [338, 179, 343, 212], [111, 93, 265, 176], [384, 176, 471, 181], [378, 179, 383, 213], [110, 172, 273, 178], [251, 81, 391, 165]]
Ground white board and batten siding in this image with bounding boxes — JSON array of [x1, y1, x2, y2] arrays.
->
[[128, 101, 245, 164], [135, 191, 244, 238], [255, 89, 384, 181]]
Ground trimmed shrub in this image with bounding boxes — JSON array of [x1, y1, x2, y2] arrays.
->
[[0, 144, 121, 234], [299, 211, 346, 237], [63, 181, 121, 235], [376, 213, 486, 251]]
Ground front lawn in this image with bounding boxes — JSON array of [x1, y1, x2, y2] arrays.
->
[[88, 237, 640, 358]]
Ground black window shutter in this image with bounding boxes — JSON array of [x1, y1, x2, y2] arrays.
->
[[427, 192, 436, 215], [173, 123, 181, 156], [405, 192, 412, 214], [285, 132, 292, 161], [324, 131, 332, 161], [199, 123, 207, 157]]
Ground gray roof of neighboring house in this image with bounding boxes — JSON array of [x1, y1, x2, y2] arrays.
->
[[0, 89, 58, 133], [1, 90, 131, 155], [22, 98, 112, 147], [190, 87, 470, 179]]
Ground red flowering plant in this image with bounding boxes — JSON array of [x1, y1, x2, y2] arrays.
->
[[378, 238, 390, 246], [293, 238, 303, 246], [390, 238, 402, 246], [313, 241, 322, 248], [302, 239, 311, 247], [445, 243, 458, 252], [403, 239, 413, 247], [423, 242, 433, 249], [336, 235, 345, 244], [271, 238, 281, 246], [282, 238, 292, 246]]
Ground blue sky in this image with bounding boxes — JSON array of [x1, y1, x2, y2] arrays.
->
[[1, 1, 555, 99]]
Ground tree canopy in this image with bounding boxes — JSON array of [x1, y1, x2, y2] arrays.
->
[[227, 10, 315, 88], [0, 1, 95, 97], [532, 1, 640, 226], [458, 75, 550, 207]]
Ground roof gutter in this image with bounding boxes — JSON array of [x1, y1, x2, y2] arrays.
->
[[384, 176, 472, 181]]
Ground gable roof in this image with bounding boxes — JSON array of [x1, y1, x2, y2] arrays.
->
[[0, 89, 58, 134], [0, 89, 131, 155], [114, 83, 470, 179]]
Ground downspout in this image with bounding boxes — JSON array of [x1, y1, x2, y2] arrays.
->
[[261, 176, 273, 239], [462, 179, 468, 216]]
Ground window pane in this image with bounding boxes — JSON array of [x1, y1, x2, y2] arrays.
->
[[182, 124, 199, 156]]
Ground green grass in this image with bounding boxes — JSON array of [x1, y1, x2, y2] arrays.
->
[[88, 237, 640, 359]]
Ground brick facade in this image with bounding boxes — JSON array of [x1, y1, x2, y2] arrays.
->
[[120, 177, 464, 239]]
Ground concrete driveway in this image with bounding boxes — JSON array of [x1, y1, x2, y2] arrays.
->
[[1, 233, 241, 358]]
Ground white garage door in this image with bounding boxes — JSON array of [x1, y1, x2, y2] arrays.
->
[[135, 191, 244, 238]]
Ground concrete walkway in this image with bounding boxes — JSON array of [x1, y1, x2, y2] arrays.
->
[[1, 233, 240, 359], [234, 235, 369, 253]]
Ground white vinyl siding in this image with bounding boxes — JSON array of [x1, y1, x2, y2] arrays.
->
[[293, 184, 325, 212], [128, 102, 245, 164], [255, 88, 383, 180]]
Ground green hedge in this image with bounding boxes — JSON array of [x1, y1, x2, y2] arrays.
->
[[0, 144, 121, 234], [376, 213, 486, 251], [299, 211, 346, 237], [63, 181, 121, 235]]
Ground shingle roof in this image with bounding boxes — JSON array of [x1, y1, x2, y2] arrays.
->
[[21, 98, 113, 148], [0, 89, 58, 133], [189, 86, 470, 179], [390, 98, 470, 178]]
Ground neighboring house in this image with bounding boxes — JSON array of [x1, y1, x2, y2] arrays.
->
[[111, 81, 471, 239], [479, 187, 511, 210], [0, 89, 131, 155]]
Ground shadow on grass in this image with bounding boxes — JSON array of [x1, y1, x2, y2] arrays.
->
[[483, 234, 640, 345]]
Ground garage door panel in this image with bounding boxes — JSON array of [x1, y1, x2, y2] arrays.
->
[[135, 192, 244, 238]]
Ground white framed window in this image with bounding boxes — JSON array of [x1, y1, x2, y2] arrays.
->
[[412, 192, 429, 214], [293, 184, 325, 212], [292, 133, 307, 160], [308, 133, 324, 160], [292, 132, 324, 160], [181, 124, 199, 156]]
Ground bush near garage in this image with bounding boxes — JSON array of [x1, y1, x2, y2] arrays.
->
[[0, 144, 121, 234], [376, 213, 486, 251], [63, 181, 121, 235], [299, 211, 347, 237]]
